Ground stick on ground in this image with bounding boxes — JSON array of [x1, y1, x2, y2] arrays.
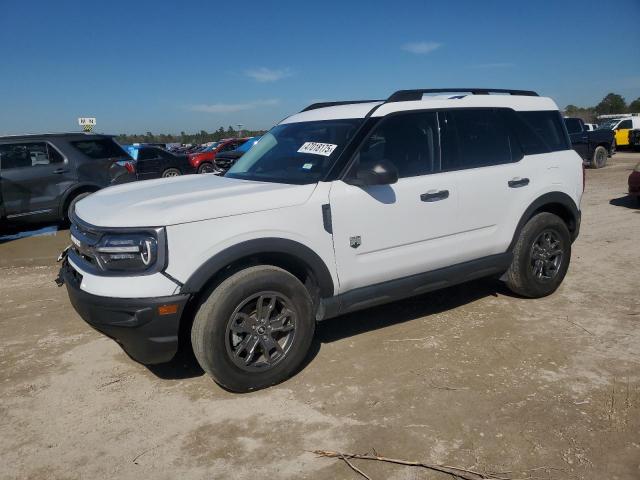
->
[[313, 450, 509, 480]]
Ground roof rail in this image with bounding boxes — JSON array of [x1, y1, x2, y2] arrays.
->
[[387, 88, 538, 102], [301, 100, 382, 112]]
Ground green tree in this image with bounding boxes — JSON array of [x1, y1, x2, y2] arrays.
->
[[628, 97, 640, 113], [564, 104, 597, 123], [595, 93, 627, 115]]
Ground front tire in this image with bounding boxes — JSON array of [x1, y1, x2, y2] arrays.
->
[[504, 212, 571, 298], [191, 266, 315, 392], [591, 145, 608, 168]]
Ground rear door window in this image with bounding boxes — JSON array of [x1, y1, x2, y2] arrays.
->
[[71, 139, 128, 159], [439, 109, 515, 171], [137, 148, 161, 160], [0, 142, 64, 169]]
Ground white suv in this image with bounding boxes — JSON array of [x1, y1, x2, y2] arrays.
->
[[58, 88, 583, 392]]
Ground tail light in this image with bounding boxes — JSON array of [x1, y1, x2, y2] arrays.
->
[[116, 160, 136, 174]]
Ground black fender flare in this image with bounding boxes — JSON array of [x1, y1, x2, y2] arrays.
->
[[508, 192, 580, 251], [58, 183, 101, 218], [180, 237, 335, 297]]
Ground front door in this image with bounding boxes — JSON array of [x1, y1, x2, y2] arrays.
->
[[0, 141, 75, 220], [329, 111, 460, 294]]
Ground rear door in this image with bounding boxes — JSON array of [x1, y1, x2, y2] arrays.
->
[[437, 108, 523, 260], [329, 110, 460, 292], [0, 141, 76, 220], [135, 147, 163, 180], [68, 137, 132, 185]]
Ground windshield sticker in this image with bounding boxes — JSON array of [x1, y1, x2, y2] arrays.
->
[[297, 142, 338, 157]]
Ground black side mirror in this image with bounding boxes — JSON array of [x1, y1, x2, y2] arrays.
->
[[347, 159, 399, 186]]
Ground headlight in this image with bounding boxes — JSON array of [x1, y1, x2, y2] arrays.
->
[[95, 233, 160, 272], [70, 221, 166, 275]]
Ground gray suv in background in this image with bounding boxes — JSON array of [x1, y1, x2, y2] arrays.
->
[[0, 133, 135, 226]]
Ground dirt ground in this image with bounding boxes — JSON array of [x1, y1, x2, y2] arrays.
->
[[1, 152, 639, 480]]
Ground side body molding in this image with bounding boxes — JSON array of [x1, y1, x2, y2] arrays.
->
[[180, 237, 335, 297]]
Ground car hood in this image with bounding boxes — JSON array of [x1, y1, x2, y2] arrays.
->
[[74, 175, 317, 228]]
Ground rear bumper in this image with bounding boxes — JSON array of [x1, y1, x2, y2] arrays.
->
[[60, 261, 190, 364]]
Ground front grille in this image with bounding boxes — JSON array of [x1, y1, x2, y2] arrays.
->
[[70, 221, 102, 267]]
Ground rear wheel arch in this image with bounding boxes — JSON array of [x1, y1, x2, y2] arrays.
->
[[509, 192, 579, 251]]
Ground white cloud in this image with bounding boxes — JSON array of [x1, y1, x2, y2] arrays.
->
[[245, 67, 292, 82], [188, 99, 279, 113], [401, 41, 442, 55]]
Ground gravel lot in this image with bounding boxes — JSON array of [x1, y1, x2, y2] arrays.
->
[[1, 152, 639, 480]]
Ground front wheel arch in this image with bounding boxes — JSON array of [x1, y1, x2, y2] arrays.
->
[[181, 238, 335, 299]]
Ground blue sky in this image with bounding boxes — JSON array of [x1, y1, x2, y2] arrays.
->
[[1, 0, 639, 135]]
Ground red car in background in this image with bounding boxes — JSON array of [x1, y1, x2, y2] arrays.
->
[[188, 138, 249, 173]]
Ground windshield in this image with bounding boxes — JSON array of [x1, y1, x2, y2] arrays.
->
[[598, 119, 619, 130], [226, 119, 362, 184], [204, 142, 219, 151]]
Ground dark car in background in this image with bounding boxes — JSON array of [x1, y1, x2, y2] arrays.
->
[[214, 136, 260, 174], [629, 162, 640, 204], [188, 138, 248, 173], [126, 145, 196, 180], [563, 117, 615, 168], [0, 133, 135, 226]]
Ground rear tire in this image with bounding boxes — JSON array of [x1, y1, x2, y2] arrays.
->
[[591, 145, 607, 168], [198, 162, 215, 174], [191, 266, 315, 392], [162, 168, 181, 178], [504, 212, 571, 298]]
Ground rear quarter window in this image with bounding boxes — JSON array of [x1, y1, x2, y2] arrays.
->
[[71, 139, 128, 159], [504, 110, 570, 155]]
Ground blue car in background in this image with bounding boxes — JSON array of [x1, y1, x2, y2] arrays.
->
[[213, 136, 261, 174]]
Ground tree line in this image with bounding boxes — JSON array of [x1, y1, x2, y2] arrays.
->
[[115, 126, 267, 145], [565, 93, 640, 123]]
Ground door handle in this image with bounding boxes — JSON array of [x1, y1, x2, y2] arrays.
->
[[53, 168, 69, 174], [420, 189, 449, 202], [508, 177, 530, 188]]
